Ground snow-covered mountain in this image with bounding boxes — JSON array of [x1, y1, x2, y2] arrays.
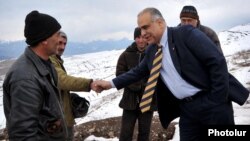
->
[[219, 23, 250, 56], [0, 24, 250, 140]]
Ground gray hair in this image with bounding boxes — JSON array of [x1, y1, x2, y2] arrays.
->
[[138, 7, 165, 22], [59, 30, 67, 40]]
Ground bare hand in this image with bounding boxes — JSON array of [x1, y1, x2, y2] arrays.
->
[[90, 80, 104, 93], [94, 80, 112, 90]]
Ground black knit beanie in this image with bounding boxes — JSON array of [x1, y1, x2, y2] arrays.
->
[[134, 27, 141, 40], [180, 5, 199, 20], [24, 10, 61, 46]]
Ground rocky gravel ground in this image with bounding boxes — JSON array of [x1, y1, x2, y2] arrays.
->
[[74, 116, 176, 141], [0, 116, 176, 141]]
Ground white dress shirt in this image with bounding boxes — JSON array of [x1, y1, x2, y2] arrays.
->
[[159, 27, 200, 99]]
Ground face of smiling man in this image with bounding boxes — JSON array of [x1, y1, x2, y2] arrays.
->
[[137, 11, 166, 45]]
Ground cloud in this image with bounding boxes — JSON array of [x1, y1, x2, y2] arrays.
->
[[0, 0, 250, 42]]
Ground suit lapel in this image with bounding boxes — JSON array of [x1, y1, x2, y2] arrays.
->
[[167, 27, 181, 75]]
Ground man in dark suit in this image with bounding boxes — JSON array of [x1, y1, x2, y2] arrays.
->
[[96, 7, 249, 141]]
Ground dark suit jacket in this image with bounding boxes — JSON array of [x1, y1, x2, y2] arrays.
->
[[113, 25, 249, 129]]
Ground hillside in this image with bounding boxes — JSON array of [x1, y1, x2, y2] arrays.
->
[[219, 23, 250, 56], [0, 24, 250, 140]]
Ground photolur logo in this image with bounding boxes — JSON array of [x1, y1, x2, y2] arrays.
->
[[208, 129, 247, 136]]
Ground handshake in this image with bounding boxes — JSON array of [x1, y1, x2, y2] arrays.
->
[[90, 80, 113, 93]]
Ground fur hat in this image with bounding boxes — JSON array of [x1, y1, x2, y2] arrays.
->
[[180, 5, 199, 20], [24, 10, 61, 46], [134, 27, 141, 40]]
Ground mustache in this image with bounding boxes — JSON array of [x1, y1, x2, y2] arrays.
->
[[58, 49, 65, 52]]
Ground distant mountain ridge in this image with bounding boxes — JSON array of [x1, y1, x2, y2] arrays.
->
[[0, 38, 132, 60], [1, 23, 250, 60]]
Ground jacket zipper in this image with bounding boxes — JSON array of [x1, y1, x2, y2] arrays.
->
[[49, 74, 69, 139]]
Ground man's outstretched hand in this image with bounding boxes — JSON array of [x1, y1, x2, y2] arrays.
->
[[90, 80, 112, 93]]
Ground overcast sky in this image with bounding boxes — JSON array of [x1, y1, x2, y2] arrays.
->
[[0, 0, 250, 42]]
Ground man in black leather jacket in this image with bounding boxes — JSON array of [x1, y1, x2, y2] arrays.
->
[[3, 10, 68, 140]]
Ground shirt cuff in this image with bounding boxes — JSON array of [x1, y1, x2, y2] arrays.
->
[[110, 80, 116, 88]]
